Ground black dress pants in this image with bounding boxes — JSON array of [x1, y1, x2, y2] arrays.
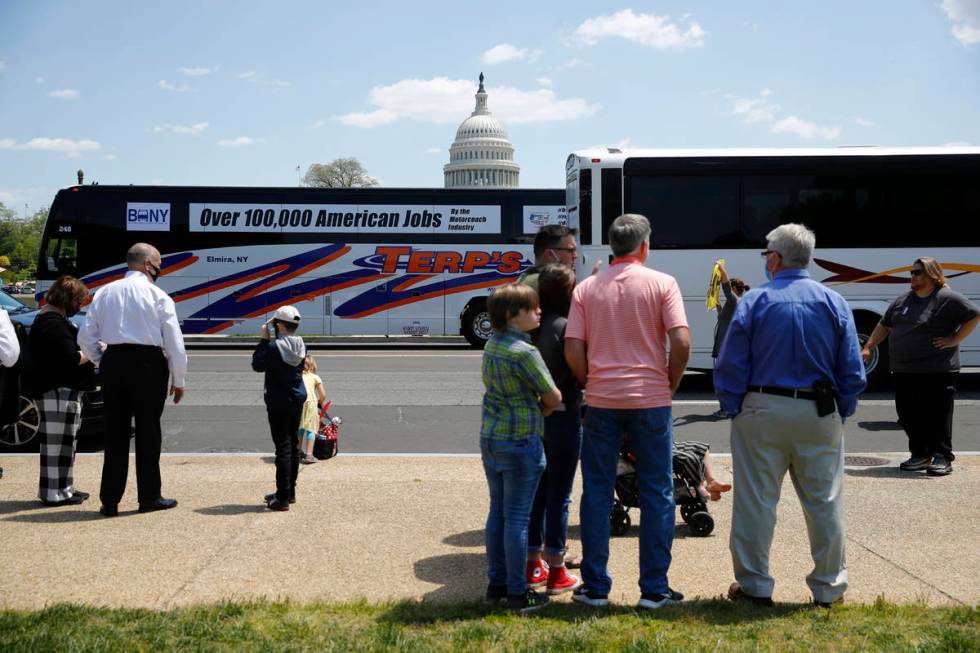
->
[[99, 345, 169, 506], [893, 372, 958, 461], [267, 401, 303, 501]]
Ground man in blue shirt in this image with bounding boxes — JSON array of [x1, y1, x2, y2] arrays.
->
[[714, 223, 866, 608]]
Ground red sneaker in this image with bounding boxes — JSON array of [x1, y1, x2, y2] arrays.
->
[[527, 560, 549, 588], [546, 565, 581, 595]]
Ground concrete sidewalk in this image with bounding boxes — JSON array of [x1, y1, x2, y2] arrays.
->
[[0, 454, 976, 610]]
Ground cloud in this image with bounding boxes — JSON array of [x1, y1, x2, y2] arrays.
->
[[35, 76, 45, 84], [536, 77, 553, 87], [424, 147, 442, 155], [942, 0, 980, 45], [337, 77, 598, 128], [178, 66, 215, 76], [558, 58, 586, 70], [218, 136, 262, 147], [237, 71, 290, 87], [853, 116, 875, 127], [311, 119, 327, 129], [482, 43, 542, 64], [771, 116, 841, 140], [573, 9, 705, 49], [159, 79, 192, 92], [48, 89, 79, 100], [0, 137, 101, 155], [727, 91, 781, 123], [150, 122, 209, 135]]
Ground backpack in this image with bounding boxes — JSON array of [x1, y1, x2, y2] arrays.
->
[[312, 401, 342, 460]]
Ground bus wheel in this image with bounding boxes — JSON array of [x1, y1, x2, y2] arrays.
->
[[461, 301, 492, 349], [0, 395, 41, 452], [856, 315, 890, 391]]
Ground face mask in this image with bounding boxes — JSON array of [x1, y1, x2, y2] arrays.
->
[[764, 262, 773, 281], [147, 262, 161, 282]]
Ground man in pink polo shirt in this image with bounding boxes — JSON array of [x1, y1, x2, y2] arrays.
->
[[565, 213, 691, 610]]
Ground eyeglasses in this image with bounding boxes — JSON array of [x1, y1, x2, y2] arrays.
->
[[910, 269, 925, 277], [760, 250, 781, 258], [550, 247, 578, 254]]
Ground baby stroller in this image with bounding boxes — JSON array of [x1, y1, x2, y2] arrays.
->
[[312, 400, 343, 460], [611, 438, 715, 537]]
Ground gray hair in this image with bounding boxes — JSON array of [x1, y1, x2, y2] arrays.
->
[[609, 214, 651, 257], [766, 223, 815, 269], [126, 243, 159, 265]]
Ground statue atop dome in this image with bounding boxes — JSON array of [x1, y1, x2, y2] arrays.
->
[[478, 72, 485, 92]]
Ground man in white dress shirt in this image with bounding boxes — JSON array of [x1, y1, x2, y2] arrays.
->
[[0, 309, 21, 478], [78, 243, 187, 516]]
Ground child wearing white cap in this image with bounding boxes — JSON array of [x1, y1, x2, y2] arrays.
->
[[251, 304, 307, 511]]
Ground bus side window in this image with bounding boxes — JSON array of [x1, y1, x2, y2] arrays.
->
[[600, 168, 622, 245], [579, 170, 592, 245]]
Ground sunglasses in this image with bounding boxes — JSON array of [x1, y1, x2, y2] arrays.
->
[[910, 269, 925, 277], [760, 250, 781, 258], [550, 247, 578, 254]]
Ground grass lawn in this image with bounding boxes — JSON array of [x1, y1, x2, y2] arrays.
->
[[1, 598, 976, 652]]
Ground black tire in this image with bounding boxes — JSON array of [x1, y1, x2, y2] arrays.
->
[[610, 509, 631, 537], [461, 300, 492, 349], [680, 503, 696, 524], [0, 395, 41, 452], [855, 315, 890, 390], [688, 511, 714, 537]]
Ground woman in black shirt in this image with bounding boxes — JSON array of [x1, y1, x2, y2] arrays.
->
[[31, 276, 95, 506]]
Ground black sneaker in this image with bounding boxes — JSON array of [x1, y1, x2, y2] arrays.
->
[[507, 589, 550, 613], [926, 454, 953, 476], [264, 492, 296, 504], [484, 584, 507, 604], [572, 585, 609, 607], [637, 588, 684, 609], [266, 498, 290, 511], [899, 456, 930, 471]]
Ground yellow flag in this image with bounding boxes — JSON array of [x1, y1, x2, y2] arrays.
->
[[706, 259, 725, 311]]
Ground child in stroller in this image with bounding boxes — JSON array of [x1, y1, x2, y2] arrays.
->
[[612, 439, 731, 537]]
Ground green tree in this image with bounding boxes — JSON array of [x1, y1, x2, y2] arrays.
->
[[0, 202, 47, 280], [301, 157, 379, 188]]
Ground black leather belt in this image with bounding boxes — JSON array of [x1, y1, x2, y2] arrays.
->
[[749, 386, 816, 401]]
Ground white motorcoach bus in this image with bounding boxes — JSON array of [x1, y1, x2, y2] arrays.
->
[[565, 147, 980, 386]]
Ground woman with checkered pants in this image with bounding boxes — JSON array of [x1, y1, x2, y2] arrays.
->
[[31, 276, 96, 506]]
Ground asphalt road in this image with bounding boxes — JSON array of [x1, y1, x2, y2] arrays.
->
[[122, 348, 980, 455]]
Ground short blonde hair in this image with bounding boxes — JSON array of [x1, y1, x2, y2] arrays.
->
[[488, 283, 539, 331], [303, 355, 318, 373], [914, 257, 947, 287]]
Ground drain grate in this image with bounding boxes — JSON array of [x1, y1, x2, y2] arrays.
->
[[844, 455, 889, 467]]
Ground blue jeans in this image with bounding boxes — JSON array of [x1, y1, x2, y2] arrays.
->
[[580, 406, 675, 595], [528, 408, 583, 556], [481, 436, 546, 596]]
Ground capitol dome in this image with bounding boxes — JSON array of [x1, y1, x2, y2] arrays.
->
[[444, 73, 519, 188]]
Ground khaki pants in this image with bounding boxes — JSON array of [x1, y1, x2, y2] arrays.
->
[[730, 392, 847, 603]]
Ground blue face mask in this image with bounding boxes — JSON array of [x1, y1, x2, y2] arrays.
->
[[764, 262, 773, 281]]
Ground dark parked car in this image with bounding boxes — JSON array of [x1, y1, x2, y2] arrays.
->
[[0, 289, 104, 452]]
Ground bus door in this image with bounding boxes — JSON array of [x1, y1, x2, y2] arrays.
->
[[385, 253, 446, 338]]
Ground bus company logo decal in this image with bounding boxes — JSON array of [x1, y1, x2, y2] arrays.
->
[[127, 203, 171, 232], [815, 259, 980, 285], [356, 246, 526, 275], [522, 206, 568, 234]]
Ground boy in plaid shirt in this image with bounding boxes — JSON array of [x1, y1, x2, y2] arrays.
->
[[480, 283, 562, 613]]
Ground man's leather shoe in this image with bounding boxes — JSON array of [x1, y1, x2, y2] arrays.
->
[[99, 504, 118, 517], [138, 497, 178, 513], [264, 492, 296, 504]]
